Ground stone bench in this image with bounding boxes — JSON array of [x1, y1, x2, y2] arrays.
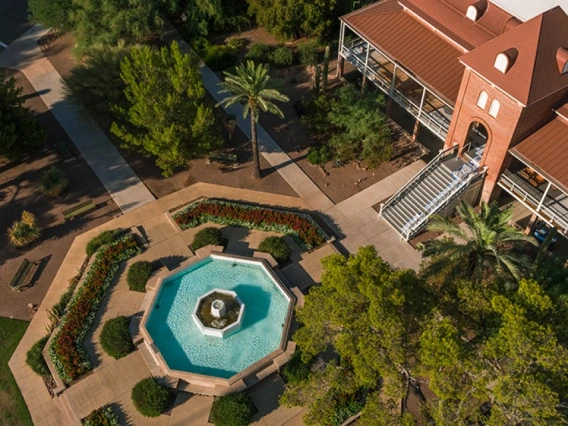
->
[[9, 259, 38, 291], [62, 199, 96, 220]]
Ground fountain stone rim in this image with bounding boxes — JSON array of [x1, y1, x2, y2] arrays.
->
[[192, 288, 245, 338]]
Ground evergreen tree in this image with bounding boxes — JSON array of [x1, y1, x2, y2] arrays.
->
[[0, 71, 46, 160], [111, 42, 221, 176]]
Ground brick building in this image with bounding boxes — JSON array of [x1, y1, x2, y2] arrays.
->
[[338, 0, 568, 240]]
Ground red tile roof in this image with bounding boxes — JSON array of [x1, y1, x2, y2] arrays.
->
[[511, 115, 568, 192], [399, 0, 514, 51], [460, 7, 568, 105], [341, 0, 464, 104]]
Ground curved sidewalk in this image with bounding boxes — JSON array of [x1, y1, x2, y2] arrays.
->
[[0, 25, 155, 213]]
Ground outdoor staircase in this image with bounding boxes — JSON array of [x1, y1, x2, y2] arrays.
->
[[380, 145, 483, 240]]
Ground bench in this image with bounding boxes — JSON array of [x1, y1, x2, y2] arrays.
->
[[63, 199, 96, 220], [54, 139, 75, 161], [9, 259, 38, 292], [207, 153, 238, 166]]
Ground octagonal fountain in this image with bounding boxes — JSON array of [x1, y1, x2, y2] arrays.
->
[[142, 253, 293, 380]]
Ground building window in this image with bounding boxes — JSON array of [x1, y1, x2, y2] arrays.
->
[[488, 100, 500, 118], [477, 91, 488, 109], [494, 53, 510, 73], [466, 5, 478, 21]]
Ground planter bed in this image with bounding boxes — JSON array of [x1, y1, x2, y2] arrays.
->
[[48, 235, 141, 383], [172, 199, 326, 250]]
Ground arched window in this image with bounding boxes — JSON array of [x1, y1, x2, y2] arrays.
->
[[488, 100, 500, 118], [477, 91, 488, 109], [494, 53, 510, 73], [466, 5, 479, 21]]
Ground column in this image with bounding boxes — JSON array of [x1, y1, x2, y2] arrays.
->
[[336, 22, 345, 79], [524, 213, 538, 235], [361, 74, 368, 94], [412, 120, 421, 142]]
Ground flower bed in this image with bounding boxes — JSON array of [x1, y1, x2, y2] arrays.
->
[[49, 235, 141, 383], [83, 405, 120, 426], [172, 200, 326, 249]]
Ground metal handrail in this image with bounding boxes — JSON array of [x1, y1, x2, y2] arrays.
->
[[379, 144, 459, 216], [499, 173, 568, 233], [402, 169, 479, 239]]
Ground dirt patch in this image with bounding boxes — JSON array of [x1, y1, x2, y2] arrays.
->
[[0, 69, 119, 320], [42, 32, 298, 200]]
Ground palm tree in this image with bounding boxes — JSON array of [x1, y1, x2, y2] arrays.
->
[[420, 201, 536, 284], [217, 61, 289, 179]]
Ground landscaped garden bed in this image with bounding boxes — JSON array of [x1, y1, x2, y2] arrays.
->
[[48, 235, 141, 382], [83, 405, 120, 426], [172, 199, 326, 250]]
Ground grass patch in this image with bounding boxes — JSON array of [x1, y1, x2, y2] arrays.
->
[[0, 318, 33, 426]]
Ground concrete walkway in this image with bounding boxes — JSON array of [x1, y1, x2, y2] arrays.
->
[[0, 25, 155, 213]]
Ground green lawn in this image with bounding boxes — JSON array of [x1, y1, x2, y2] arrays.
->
[[0, 317, 33, 426]]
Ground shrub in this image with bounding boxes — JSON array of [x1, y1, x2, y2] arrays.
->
[[83, 405, 120, 426], [86, 229, 120, 257], [191, 227, 226, 251], [131, 377, 170, 418], [46, 268, 84, 335], [258, 236, 291, 264], [204, 45, 238, 71], [8, 211, 41, 247], [127, 261, 152, 292], [41, 166, 69, 198], [270, 46, 294, 68], [100, 316, 134, 359], [210, 391, 254, 426], [245, 42, 272, 63], [174, 200, 326, 250], [227, 37, 247, 50], [49, 235, 140, 382], [306, 145, 330, 165], [26, 336, 50, 377], [297, 40, 321, 66], [282, 351, 311, 384]]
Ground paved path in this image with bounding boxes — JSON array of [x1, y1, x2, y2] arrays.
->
[[0, 25, 155, 213]]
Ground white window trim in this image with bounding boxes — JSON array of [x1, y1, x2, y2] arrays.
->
[[494, 53, 509, 73], [477, 91, 488, 109], [488, 100, 500, 118], [466, 5, 478, 21]]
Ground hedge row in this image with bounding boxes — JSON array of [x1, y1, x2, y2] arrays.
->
[[49, 235, 141, 382], [172, 200, 326, 250]]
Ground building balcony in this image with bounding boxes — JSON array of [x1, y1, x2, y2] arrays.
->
[[498, 169, 568, 234], [339, 38, 453, 140]]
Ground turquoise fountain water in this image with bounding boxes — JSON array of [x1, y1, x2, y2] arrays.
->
[[145, 256, 291, 378]]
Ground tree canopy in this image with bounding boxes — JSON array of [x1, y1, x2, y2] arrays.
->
[[111, 41, 221, 176], [0, 71, 46, 160], [285, 241, 568, 425]]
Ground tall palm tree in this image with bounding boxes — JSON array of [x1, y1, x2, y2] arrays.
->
[[217, 61, 289, 179], [420, 201, 536, 284]]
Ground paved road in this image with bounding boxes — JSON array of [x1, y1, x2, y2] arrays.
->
[[0, 0, 31, 48]]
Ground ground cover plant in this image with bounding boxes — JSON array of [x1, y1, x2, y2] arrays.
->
[[0, 318, 33, 426], [131, 377, 171, 418], [26, 336, 50, 377], [49, 235, 141, 382], [86, 229, 121, 257], [8, 211, 41, 247], [40, 166, 69, 198], [191, 227, 226, 251], [282, 350, 311, 384], [100, 316, 134, 359], [127, 261, 152, 292], [210, 391, 255, 426], [173, 200, 326, 249], [258, 236, 291, 264], [83, 405, 120, 426]]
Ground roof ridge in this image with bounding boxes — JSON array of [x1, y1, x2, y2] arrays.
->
[[525, 14, 546, 104]]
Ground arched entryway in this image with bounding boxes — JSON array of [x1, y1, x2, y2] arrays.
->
[[461, 121, 489, 161]]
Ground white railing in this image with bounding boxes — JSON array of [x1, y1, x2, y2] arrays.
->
[[379, 144, 459, 217], [401, 168, 481, 239], [499, 173, 568, 233], [341, 40, 452, 139]]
